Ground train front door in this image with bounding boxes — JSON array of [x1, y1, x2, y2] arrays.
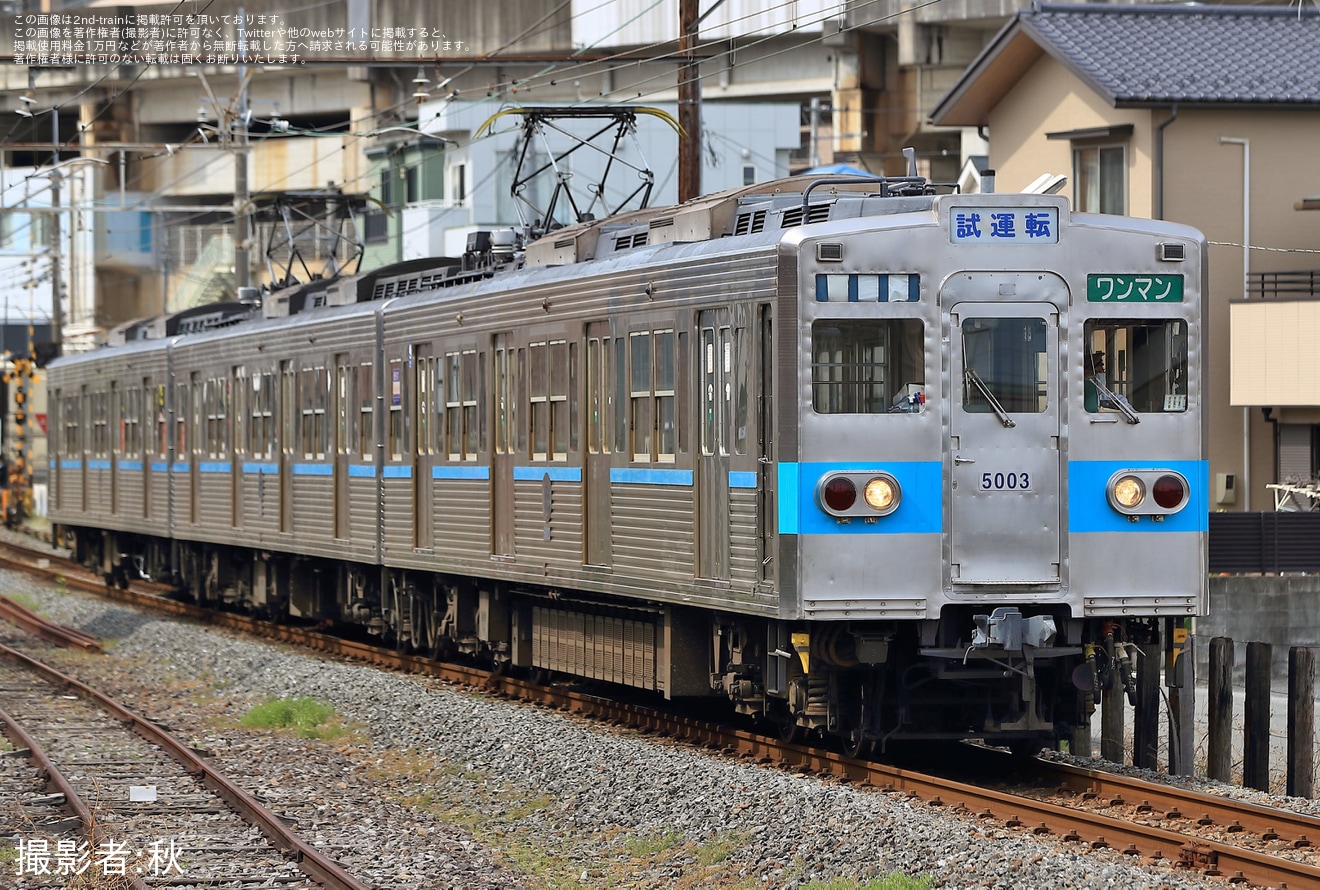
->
[[697, 309, 731, 581], [947, 291, 1063, 587]]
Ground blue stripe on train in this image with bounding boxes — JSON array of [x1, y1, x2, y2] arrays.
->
[[514, 466, 582, 482], [432, 465, 488, 480], [610, 467, 693, 486], [1068, 460, 1208, 533], [778, 461, 943, 535]]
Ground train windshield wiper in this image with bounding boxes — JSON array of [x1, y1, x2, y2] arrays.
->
[[1087, 374, 1141, 424], [961, 333, 1015, 428]]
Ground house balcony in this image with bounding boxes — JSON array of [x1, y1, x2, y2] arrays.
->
[[1230, 271, 1320, 407]]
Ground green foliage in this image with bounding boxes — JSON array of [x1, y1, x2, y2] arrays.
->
[[799, 875, 933, 890], [624, 829, 684, 857], [239, 696, 343, 739]]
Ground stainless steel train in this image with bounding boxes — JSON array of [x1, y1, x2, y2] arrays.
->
[[46, 171, 1207, 754]]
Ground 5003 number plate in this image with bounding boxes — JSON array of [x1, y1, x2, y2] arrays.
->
[[979, 471, 1033, 492]]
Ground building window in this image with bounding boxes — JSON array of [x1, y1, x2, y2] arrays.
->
[[1073, 145, 1125, 214], [742, 164, 756, 186]]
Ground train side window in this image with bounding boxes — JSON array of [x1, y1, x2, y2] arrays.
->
[[357, 363, 373, 461], [388, 359, 405, 461], [175, 383, 188, 457], [1084, 318, 1188, 413], [446, 353, 461, 459], [300, 367, 329, 460], [231, 370, 246, 457], [552, 340, 571, 459], [812, 320, 924, 414], [530, 341, 549, 459], [613, 337, 627, 455], [91, 390, 109, 458], [655, 331, 675, 461], [630, 331, 653, 461]]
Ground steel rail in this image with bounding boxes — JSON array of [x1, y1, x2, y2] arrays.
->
[[1039, 756, 1320, 848], [0, 592, 102, 652], [0, 704, 152, 890], [6, 538, 1319, 886], [0, 642, 371, 890]]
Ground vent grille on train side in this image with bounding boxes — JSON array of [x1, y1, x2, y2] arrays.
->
[[614, 232, 649, 250], [734, 210, 767, 235], [780, 204, 832, 228]]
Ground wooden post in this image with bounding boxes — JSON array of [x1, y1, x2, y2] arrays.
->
[[1101, 679, 1125, 764], [1135, 635, 1160, 769], [1244, 641, 1272, 791], [677, 0, 701, 202], [1288, 646, 1315, 799], [1208, 636, 1234, 783], [1170, 635, 1196, 776]]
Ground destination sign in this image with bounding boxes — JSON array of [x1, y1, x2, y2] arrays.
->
[[1086, 274, 1184, 302], [949, 207, 1058, 244]]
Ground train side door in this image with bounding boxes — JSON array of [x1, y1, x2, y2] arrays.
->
[[697, 309, 732, 581], [584, 322, 612, 567], [279, 360, 295, 534], [948, 297, 1062, 586], [110, 381, 120, 515], [490, 336, 515, 557], [412, 347, 435, 550], [335, 356, 352, 541]]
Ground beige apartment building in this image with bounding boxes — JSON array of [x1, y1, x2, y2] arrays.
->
[[931, 2, 1320, 512]]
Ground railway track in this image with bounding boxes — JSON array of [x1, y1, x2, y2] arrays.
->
[[1, 536, 1316, 888], [0, 617, 370, 888]]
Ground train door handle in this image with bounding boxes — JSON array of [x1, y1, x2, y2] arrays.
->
[[953, 456, 976, 464]]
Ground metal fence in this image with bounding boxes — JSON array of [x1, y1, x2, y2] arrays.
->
[[1209, 511, 1320, 573]]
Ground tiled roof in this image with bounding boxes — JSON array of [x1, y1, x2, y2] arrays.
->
[[1020, 3, 1320, 106]]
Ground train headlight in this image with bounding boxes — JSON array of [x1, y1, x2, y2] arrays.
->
[[818, 472, 901, 518], [1106, 470, 1191, 516], [863, 476, 900, 514], [1112, 475, 1145, 509]]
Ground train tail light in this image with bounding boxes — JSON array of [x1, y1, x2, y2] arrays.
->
[[822, 476, 857, 512], [1152, 474, 1187, 509]]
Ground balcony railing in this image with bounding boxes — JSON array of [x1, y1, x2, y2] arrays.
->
[[1248, 270, 1320, 299]]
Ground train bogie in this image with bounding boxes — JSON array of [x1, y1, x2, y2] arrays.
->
[[47, 173, 1206, 752]]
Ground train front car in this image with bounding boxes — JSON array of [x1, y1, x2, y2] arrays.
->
[[777, 190, 1206, 754]]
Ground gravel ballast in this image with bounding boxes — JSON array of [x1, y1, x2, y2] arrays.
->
[[2, 568, 1245, 889]]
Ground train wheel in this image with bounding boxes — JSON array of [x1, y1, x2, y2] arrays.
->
[[842, 723, 873, 759], [776, 717, 803, 745]]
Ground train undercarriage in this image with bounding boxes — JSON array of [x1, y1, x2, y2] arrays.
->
[[66, 526, 1150, 756]]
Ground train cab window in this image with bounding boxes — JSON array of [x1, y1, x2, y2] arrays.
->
[[961, 317, 1047, 414], [812, 320, 924, 414], [1083, 319, 1188, 414]]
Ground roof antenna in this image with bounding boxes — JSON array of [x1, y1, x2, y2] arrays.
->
[[903, 146, 917, 177]]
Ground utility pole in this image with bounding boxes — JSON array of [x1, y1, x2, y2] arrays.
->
[[678, 0, 701, 202], [234, 8, 251, 290], [48, 110, 62, 358]]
